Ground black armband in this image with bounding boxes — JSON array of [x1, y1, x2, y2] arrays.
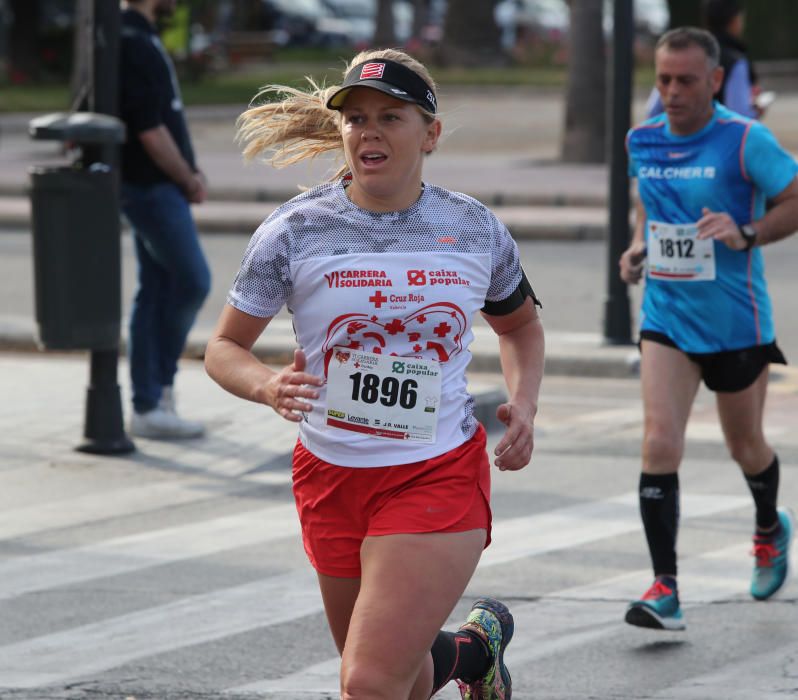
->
[[481, 269, 542, 316]]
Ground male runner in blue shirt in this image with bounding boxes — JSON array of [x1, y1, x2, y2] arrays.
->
[[620, 27, 798, 631]]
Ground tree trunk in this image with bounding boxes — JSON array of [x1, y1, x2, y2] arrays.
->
[[8, 0, 40, 82], [665, 0, 702, 29], [373, 0, 396, 47], [439, 0, 503, 66], [561, 0, 606, 163], [411, 0, 427, 44]]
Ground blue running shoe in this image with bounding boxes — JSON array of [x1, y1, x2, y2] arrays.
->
[[456, 598, 514, 700], [625, 578, 686, 631], [751, 507, 794, 601]]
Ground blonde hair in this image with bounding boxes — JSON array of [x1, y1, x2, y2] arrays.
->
[[236, 48, 438, 181]]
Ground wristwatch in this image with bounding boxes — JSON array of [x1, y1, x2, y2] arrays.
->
[[739, 224, 758, 251]]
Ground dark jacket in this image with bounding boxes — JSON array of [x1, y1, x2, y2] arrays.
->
[[119, 9, 196, 185]]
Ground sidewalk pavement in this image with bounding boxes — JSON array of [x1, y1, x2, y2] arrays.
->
[[0, 104, 613, 240], [3, 88, 798, 239]]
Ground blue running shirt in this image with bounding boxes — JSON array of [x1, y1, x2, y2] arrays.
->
[[627, 103, 798, 353]]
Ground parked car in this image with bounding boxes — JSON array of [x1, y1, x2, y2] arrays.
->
[[260, 0, 353, 46], [482, 0, 669, 44], [321, 0, 414, 45]]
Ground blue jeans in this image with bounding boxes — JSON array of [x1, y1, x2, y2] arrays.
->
[[122, 182, 211, 413]]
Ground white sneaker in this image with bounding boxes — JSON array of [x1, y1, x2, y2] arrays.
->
[[130, 407, 205, 440]]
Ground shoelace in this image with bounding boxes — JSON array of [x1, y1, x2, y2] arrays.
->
[[642, 579, 673, 600], [751, 538, 779, 568]]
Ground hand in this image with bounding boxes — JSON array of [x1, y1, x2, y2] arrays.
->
[[261, 349, 324, 423], [182, 173, 207, 204], [697, 207, 747, 250], [493, 402, 535, 471], [751, 85, 767, 118], [619, 240, 647, 284]]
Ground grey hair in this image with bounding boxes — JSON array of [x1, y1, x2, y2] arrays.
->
[[656, 27, 721, 69]]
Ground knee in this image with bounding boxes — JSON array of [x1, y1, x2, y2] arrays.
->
[[643, 430, 683, 472], [340, 665, 401, 700], [726, 433, 766, 469]]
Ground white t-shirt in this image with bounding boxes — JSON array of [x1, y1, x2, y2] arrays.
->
[[228, 180, 524, 467]]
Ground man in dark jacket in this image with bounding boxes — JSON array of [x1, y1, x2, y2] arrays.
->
[[119, 0, 210, 439]]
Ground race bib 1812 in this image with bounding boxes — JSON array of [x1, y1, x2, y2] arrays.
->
[[647, 220, 716, 282]]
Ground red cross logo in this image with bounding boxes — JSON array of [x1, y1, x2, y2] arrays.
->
[[369, 291, 388, 308], [434, 322, 452, 338], [384, 319, 406, 335]]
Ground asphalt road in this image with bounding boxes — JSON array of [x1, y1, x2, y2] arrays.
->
[[1, 354, 797, 698]]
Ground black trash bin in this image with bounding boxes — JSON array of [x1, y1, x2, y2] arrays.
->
[[29, 112, 126, 350]]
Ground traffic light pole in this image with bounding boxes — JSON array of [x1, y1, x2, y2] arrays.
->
[[602, 0, 634, 345]]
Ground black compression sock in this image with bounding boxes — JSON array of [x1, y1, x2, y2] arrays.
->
[[430, 630, 491, 694], [639, 472, 680, 577], [744, 455, 780, 532], [657, 575, 678, 592]]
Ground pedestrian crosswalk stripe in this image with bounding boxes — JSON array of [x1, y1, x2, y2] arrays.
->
[[231, 541, 761, 694], [0, 569, 320, 689], [0, 491, 757, 691], [559, 541, 752, 603], [0, 503, 299, 601], [227, 493, 750, 693], [482, 492, 750, 567], [505, 541, 755, 668], [0, 479, 233, 541], [648, 640, 798, 699]]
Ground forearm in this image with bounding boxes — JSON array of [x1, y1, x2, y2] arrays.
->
[[632, 198, 646, 244], [752, 196, 798, 247], [497, 317, 545, 418], [205, 337, 277, 405], [139, 125, 197, 190]]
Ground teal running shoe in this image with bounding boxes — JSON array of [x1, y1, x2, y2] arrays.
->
[[625, 578, 686, 631], [751, 507, 794, 601], [456, 598, 514, 700]]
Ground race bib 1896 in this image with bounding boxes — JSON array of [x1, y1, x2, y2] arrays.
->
[[647, 220, 716, 282], [325, 348, 442, 443]]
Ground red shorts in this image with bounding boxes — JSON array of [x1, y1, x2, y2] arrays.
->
[[292, 425, 492, 578]]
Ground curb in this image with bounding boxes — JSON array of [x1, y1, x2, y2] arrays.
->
[[0, 318, 640, 381]]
